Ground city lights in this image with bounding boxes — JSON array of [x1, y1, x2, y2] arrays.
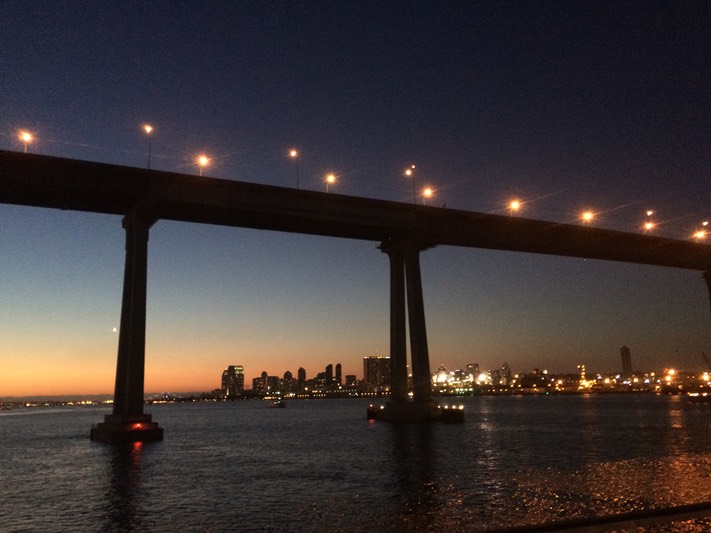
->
[[18, 130, 33, 153], [196, 154, 210, 176]]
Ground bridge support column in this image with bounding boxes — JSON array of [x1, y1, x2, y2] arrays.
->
[[376, 240, 440, 421], [380, 241, 408, 403], [91, 207, 163, 443]]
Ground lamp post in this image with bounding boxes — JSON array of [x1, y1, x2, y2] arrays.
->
[[405, 164, 416, 203], [19, 131, 33, 153], [581, 211, 594, 224], [422, 186, 433, 205], [197, 155, 209, 176], [143, 125, 153, 169], [644, 210, 654, 232], [325, 173, 336, 192], [289, 149, 300, 189]]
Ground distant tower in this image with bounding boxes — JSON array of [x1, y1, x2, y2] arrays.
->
[[335, 363, 342, 385], [221, 365, 244, 397], [621, 345, 632, 375], [297, 367, 306, 393], [325, 364, 334, 387]]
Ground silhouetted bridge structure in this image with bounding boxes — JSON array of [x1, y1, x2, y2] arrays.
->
[[3, 150, 711, 441]]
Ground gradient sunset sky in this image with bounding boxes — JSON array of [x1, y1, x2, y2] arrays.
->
[[2, 2, 711, 397]]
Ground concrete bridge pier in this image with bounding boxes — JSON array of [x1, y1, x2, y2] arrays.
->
[[377, 240, 440, 421], [91, 206, 163, 443]]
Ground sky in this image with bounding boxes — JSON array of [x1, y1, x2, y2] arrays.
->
[[1, 1, 711, 397]]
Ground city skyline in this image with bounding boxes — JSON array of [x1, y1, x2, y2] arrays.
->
[[2, 2, 711, 396]]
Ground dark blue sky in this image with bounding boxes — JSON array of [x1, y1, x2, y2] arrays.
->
[[2, 1, 711, 394]]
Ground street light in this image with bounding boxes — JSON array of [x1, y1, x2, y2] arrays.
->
[[509, 199, 522, 215], [404, 164, 417, 203], [422, 186, 433, 205], [18, 131, 33, 153], [196, 154, 209, 176], [643, 210, 655, 232], [581, 211, 594, 224], [289, 148, 300, 189], [143, 124, 153, 169], [325, 173, 336, 193]]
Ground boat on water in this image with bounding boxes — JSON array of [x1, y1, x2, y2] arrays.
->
[[269, 399, 286, 408]]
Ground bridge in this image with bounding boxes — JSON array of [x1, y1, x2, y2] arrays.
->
[[2, 150, 711, 441]]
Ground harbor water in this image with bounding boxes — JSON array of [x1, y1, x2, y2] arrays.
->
[[2, 394, 711, 532]]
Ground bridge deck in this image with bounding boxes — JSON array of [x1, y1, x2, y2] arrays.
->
[[2, 150, 710, 271]]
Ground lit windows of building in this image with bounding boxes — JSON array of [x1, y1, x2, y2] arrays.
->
[[363, 356, 390, 390], [221, 365, 244, 398]]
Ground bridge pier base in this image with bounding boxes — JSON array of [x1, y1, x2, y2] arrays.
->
[[91, 207, 163, 443], [377, 239, 444, 422], [90, 414, 163, 444]]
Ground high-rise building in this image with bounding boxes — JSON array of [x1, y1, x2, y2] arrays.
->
[[297, 367, 306, 393], [325, 364, 333, 387], [621, 345, 632, 375], [363, 356, 390, 389], [501, 363, 511, 386], [335, 363, 342, 385], [221, 365, 244, 397]]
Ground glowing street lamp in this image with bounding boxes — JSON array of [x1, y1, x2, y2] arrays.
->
[[196, 154, 209, 176], [422, 186, 433, 205], [289, 148, 300, 189], [404, 164, 417, 203], [143, 124, 153, 169], [581, 211, 594, 224], [693, 229, 707, 241], [509, 199, 522, 215], [643, 210, 655, 232], [18, 130, 33, 153], [325, 173, 336, 192]]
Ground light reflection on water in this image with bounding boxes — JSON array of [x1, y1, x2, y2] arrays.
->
[[1, 394, 711, 531]]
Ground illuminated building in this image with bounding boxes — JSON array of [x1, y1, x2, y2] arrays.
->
[[363, 356, 390, 389], [466, 363, 480, 379], [221, 365, 244, 397], [335, 363, 342, 385]]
